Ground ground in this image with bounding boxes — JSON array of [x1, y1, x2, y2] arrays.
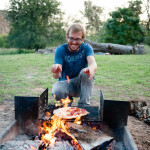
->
[[0, 87, 150, 150]]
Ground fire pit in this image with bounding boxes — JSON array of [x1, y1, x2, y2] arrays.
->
[[0, 89, 138, 150]]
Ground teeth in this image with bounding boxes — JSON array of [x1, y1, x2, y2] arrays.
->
[[72, 46, 77, 49]]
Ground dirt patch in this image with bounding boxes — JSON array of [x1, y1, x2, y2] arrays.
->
[[32, 87, 45, 93], [128, 116, 150, 150], [0, 100, 14, 133], [0, 87, 150, 150]]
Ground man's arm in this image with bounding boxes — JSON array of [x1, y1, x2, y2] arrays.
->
[[50, 64, 62, 79], [84, 55, 97, 80]]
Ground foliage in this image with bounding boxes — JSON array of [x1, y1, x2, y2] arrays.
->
[[128, 0, 150, 45], [8, 0, 61, 51], [0, 35, 10, 48], [47, 14, 66, 46], [103, 8, 144, 45], [0, 35, 7, 47], [143, 0, 150, 34], [144, 33, 150, 46], [86, 27, 106, 43], [0, 48, 34, 55], [81, 0, 104, 34], [144, 44, 150, 54], [128, 0, 143, 18]]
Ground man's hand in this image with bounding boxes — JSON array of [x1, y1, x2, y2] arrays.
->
[[51, 64, 62, 73], [83, 67, 95, 80], [51, 64, 62, 79]]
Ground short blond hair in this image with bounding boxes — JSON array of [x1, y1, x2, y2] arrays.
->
[[66, 23, 86, 39]]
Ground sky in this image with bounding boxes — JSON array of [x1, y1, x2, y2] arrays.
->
[[0, 0, 147, 20], [58, 0, 129, 18]]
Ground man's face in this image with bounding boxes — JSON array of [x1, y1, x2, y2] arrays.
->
[[66, 30, 84, 52]]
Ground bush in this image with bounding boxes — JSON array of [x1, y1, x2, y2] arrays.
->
[[144, 45, 150, 55], [0, 35, 11, 48], [0, 48, 34, 55], [144, 34, 150, 46]]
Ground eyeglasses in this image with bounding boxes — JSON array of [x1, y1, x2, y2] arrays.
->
[[68, 37, 83, 43]]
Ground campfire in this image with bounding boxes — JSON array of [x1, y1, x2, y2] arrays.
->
[[0, 89, 138, 150], [38, 96, 83, 150]]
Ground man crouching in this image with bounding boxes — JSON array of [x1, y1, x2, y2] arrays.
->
[[50, 23, 97, 107]]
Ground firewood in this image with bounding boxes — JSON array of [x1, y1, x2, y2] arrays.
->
[[129, 100, 147, 115], [129, 100, 150, 124]]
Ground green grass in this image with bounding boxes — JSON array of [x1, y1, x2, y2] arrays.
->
[[0, 48, 150, 102], [95, 54, 150, 100], [0, 53, 55, 101]]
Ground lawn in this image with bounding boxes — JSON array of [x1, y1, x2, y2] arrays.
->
[[0, 49, 150, 102]]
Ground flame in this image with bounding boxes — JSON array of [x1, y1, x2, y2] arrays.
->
[[55, 100, 62, 107], [39, 96, 82, 149], [61, 96, 72, 107], [66, 75, 70, 83], [74, 116, 81, 125], [55, 103, 61, 107], [30, 145, 37, 150], [92, 126, 97, 130], [55, 96, 72, 107], [45, 112, 51, 120]]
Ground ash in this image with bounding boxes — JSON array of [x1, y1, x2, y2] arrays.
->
[[0, 135, 40, 150], [46, 140, 78, 150], [0, 135, 77, 150]]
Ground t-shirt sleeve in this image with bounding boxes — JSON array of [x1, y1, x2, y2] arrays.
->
[[85, 44, 94, 57], [54, 46, 63, 65]]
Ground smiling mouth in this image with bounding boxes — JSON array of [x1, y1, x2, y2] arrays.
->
[[69, 44, 80, 51], [71, 44, 78, 48]]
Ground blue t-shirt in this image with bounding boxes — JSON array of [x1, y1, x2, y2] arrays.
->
[[54, 43, 94, 81]]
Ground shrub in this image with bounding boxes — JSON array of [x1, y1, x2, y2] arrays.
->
[[144, 34, 150, 46], [0, 35, 11, 48]]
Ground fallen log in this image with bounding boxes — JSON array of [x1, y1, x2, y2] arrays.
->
[[84, 39, 145, 55]]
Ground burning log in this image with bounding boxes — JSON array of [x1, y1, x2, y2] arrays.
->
[[70, 127, 87, 133], [68, 122, 114, 150], [38, 96, 86, 150], [39, 131, 80, 150]]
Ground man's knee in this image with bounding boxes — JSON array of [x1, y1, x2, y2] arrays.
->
[[79, 68, 94, 83], [79, 68, 89, 78], [52, 82, 67, 100]]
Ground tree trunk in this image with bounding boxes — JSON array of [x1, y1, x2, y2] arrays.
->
[[35, 46, 39, 52], [84, 39, 145, 55]]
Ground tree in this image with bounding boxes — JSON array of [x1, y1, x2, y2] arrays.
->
[[8, 0, 61, 51], [47, 14, 66, 46], [143, 0, 150, 34], [81, 0, 104, 34], [128, 0, 143, 18], [103, 8, 144, 45]]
